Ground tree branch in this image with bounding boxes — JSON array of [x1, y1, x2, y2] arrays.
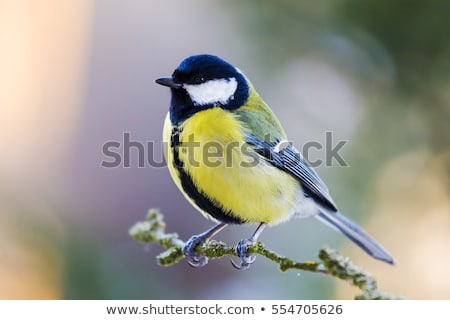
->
[[130, 208, 402, 299]]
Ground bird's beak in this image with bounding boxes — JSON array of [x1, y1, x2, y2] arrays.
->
[[155, 77, 182, 89]]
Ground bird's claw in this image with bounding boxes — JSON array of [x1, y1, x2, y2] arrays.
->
[[183, 235, 209, 268], [231, 239, 256, 270]]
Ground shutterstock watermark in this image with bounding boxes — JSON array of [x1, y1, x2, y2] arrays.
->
[[101, 132, 348, 169]]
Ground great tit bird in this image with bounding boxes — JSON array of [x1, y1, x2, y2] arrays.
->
[[156, 54, 394, 269]]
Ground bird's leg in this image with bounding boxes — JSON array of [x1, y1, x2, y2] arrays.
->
[[183, 223, 227, 268], [231, 223, 267, 270]]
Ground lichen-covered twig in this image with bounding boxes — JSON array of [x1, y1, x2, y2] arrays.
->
[[130, 208, 402, 299]]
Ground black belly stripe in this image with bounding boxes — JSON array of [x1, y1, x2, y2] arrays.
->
[[171, 127, 244, 225]]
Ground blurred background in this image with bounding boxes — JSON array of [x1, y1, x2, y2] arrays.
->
[[1, 0, 449, 299]]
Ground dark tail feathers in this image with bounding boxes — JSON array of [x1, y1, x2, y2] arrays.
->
[[316, 209, 395, 264]]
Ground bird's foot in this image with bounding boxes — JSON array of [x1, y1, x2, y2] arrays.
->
[[183, 235, 208, 268], [231, 238, 256, 270]]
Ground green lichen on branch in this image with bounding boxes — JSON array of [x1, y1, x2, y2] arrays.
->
[[130, 208, 402, 300]]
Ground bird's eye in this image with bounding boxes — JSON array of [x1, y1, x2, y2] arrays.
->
[[192, 75, 205, 84]]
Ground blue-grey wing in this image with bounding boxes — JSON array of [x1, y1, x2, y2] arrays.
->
[[246, 134, 338, 212], [246, 135, 395, 264]]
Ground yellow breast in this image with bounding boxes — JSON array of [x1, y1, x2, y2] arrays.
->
[[163, 107, 300, 225]]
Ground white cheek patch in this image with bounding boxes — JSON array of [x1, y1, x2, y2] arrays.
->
[[184, 77, 238, 106]]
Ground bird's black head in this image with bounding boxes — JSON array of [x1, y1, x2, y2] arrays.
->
[[156, 54, 249, 124]]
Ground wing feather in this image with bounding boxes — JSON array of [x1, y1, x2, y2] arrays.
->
[[246, 134, 338, 211]]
